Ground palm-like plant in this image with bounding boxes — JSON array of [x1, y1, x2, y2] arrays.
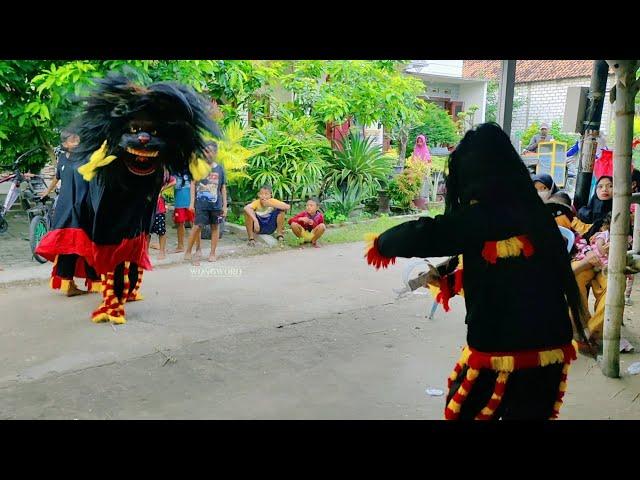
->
[[215, 121, 264, 184], [323, 133, 393, 202], [245, 113, 331, 201]]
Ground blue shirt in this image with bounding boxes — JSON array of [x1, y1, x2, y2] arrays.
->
[[174, 173, 192, 208]]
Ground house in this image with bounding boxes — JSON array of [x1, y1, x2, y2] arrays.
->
[[405, 60, 490, 124], [462, 60, 615, 138]]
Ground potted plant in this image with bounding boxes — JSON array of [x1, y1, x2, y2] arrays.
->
[[405, 158, 429, 210], [377, 187, 391, 214], [388, 168, 422, 213]]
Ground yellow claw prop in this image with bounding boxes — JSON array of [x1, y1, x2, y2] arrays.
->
[[78, 141, 117, 181]]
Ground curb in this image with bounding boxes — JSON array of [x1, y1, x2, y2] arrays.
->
[[0, 214, 425, 288]]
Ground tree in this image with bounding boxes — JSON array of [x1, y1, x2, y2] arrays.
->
[[407, 102, 459, 156], [0, 60, 279, 171], [485, 80, 526, 123], [377, 72, 427, 168]]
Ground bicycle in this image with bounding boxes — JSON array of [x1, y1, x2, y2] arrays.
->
[[0, 148, 44, 233], [28, 192, 57, 264]]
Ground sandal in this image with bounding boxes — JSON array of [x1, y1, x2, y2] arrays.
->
[[277, 235, 285, 246], [247, 238, 256, 247]]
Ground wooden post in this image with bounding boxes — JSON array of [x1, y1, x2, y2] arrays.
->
[[574, 61, 609, 211], [497, 60, 516, 137], [601, 60, 640, 378]]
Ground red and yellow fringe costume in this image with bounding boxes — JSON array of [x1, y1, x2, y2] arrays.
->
[[445, 341, 577, 420], [364, 233, 396, 270], [91, 261, 144, 324], [427, 259, 464, 312], [126, 265, 145, 302], [49, 255, 102, 294], [481, 235, 534, 264]]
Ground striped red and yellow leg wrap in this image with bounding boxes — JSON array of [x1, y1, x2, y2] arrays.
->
[[550, 362, 571, 419], [475, 371, 510, 420], [91, 271, 127, 325], [444, 341, 577, 420], [126, 266, 144, 302], [49, 255, 73, 292], [85, 278, 103, 293], [445, 365, 480, 420], [121, 262, 130, 304]]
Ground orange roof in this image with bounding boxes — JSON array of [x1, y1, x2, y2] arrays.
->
[[462, 60, 606, 83]]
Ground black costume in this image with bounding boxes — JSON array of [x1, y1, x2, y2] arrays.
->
[[37, 74, 219, 323]]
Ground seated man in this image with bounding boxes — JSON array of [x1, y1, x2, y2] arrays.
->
[[288, 197, 326, 248], [243, 185, 290, 246], [522, 123, 554, 154]]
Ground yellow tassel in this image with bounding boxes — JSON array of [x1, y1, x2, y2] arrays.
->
[[490, 356, 515, 372], [448, 399, 461, 413], [466, 368, 480, 381], [59, 279, 71, 293], [189, 157, 211, 181], [460, 346, 471, 365], [363, 232, 378, 254], [539, 348, 565, 366], [496, 237, 524, 259], [77, 142, 117, 181]]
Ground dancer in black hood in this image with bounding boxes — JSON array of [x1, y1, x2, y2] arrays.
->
[[365, 123, 588, 420]]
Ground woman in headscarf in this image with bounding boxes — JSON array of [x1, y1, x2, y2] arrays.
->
[[531, 173, 559, 202], [574, 175, 613, 234], [412, 135, 432, 204], [412, 135, 432, 163], [365, 122, 587, 420], [570, 175, 613, 355]]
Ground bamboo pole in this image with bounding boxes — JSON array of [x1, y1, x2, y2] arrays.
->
[[633, 193, 640, 253], [601, 60, 640, 378]]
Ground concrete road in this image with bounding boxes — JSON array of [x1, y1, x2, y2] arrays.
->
[[0, 242, 639, 419]]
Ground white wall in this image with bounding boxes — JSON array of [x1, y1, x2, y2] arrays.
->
[[459, 82, 487, 124], [423, 82, 461, 100], [409, 60, 463, 77], [511, 74, 615, 137]]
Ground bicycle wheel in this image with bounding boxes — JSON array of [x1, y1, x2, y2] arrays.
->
[[29, 215, 48, 263]]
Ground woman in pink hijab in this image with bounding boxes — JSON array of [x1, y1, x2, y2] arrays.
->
[[412, 134, 432, 208], [412, 134, 432, 163]]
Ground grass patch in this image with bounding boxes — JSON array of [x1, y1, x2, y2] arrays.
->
[[284, 213, 432, 247]]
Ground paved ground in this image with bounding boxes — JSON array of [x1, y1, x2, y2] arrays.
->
[[0, 209, 254, 277], [0, 242, 638, 419], [0, 210, 36, 269]]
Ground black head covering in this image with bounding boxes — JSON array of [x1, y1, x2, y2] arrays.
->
[[532, 173, 559, 194], [577, 175, 613, 224]]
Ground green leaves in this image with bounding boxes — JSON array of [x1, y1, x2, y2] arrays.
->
[[323, 133, 393, 210], [407, 102, 459, 153], [245, 114, 330, 201]]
